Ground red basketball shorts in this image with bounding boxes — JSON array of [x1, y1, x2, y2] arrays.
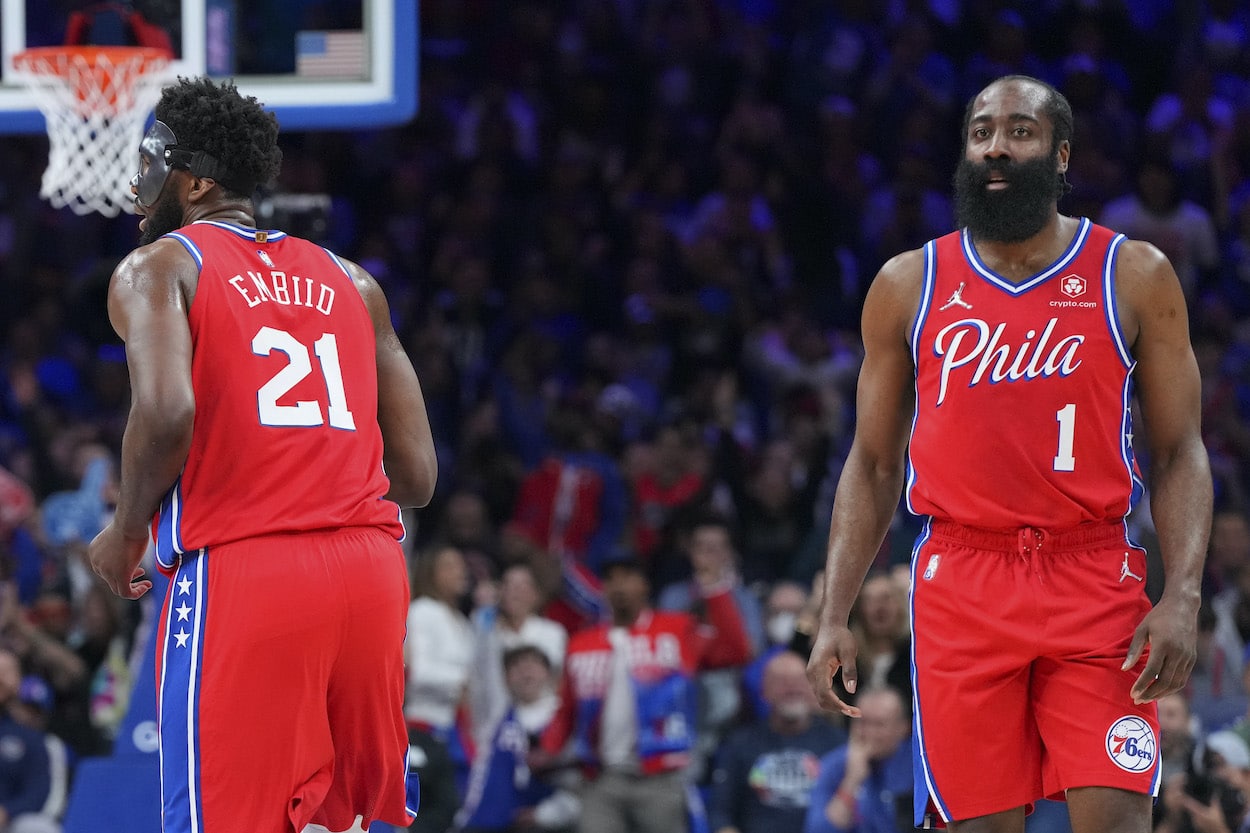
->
[[155, 527, 417, 833], [910, 520, 1160, 827]]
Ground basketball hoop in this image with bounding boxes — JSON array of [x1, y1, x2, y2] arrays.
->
[[11, 46, 173, 217]]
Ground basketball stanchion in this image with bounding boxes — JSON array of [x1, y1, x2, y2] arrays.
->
[[11, 46, 172, 217]]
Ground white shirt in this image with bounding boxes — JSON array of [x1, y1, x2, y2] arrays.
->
[[404, 596, 476, 729], [599, 626, 639, 771]]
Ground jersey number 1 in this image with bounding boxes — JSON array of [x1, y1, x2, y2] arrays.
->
[[1053, 403, 1076, 472], [253, 326, 357, 430]]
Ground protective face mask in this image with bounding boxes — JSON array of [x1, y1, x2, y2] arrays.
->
[[767, 611, 797, 645]]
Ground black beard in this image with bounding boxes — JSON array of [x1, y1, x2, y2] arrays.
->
[[138, 190, 186, 246], [953, 154, 1064, 243]]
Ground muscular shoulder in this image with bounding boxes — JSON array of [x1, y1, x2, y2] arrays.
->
[[112, 238, 199, 299], [330, 253, 391, 330], [108, 239, 200, 334], [865, 247, 926, 340], [875, 247, 926, 290], [1111, 238, 1186, 348], [1113, 238, 1176, 291]]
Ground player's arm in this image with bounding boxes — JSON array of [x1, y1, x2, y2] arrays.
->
[[1117, 239, 1212, 702], [346, 260, 437, 509], [90, 241, 197, 598], [807, 251, 919, 717]]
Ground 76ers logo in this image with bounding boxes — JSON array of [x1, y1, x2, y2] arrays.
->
[[1106, 716, 1156, 772], [1060, 274, 1087, 298]]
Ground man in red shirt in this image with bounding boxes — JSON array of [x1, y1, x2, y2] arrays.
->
[[540, 555, 752, 833], [88, 77, 437, 833], [807, 75, 1211, 833]]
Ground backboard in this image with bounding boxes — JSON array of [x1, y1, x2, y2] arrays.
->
[[0, 0, 417, 133]]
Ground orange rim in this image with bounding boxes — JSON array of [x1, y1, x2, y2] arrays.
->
[[13, 46, 172, 110], [13, 45, 172, 75]]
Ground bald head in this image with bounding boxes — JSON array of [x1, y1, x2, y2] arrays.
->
[[763, 650, 819, 726]]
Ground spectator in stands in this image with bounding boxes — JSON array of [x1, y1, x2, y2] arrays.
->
[[803, 686, 912, 833], [506, 395, 628, 578], [709, 650, 846, 833], [7, 674, 66, 829], [539, 554, 752, 833], [627, 419, 708, 570], [1099, 156, 1221, 298], [1186, 600, 1247, 732], [1209, 510, 1250, 599], [1144, 63, 1235, 205], [435, 489, 502, 563], [73, 583, 133, 744], [1204, 730, 1250, 832], [1158, 691, 1200, 780], [658, 512, 763, 783], [1214, 559, 1250, 674], [1219, 199, 1250, 316], [862, 18, 957, 132], [458, 645, 578, 833], [406, 544, 478, 799], [831, 572, 911, 706], [1156, 730, 1250, 833], [743, 579, 811, 720], [0, 585, 91, 758], [0, 645, 61, 833], [468, 562, 567, 743], [959, 10, 1048, 106]]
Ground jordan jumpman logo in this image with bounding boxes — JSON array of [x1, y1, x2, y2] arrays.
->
[[1119, 553, 1143, 583], [939, 281, 973, 310]]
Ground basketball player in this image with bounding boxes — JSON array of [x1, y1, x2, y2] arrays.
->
[[806, 75, 1211, 833], [87, 77, 437, 833]]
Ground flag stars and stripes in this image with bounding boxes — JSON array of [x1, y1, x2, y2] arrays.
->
[[296, 31, 367, 79], [173, 577, 195, 648]]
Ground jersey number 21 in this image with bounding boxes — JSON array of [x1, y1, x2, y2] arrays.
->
[[253, 326, 357, 430]]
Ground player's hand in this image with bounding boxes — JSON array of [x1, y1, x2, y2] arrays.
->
[[1123, 595, 1198, 704], [88, 522, 152, 600], [806, 621, 860, 717]]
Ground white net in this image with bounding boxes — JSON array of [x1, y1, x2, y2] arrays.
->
[[12, 47, 172, 217]]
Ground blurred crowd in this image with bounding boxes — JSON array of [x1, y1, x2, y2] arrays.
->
[[3, 1, 1250, 832]]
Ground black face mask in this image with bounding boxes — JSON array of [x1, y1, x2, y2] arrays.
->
[[132, 120, 180, 209], [953, 153, 1065, 243], [131, 120, 257, 210]]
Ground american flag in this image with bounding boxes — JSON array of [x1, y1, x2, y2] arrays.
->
[[295, 31, 367, 79]]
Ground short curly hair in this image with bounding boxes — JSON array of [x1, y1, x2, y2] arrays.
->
[[154, 76, 282, 198]]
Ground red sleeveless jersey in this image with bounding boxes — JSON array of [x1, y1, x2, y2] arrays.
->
[[906, 218, 1141, 529], [151, 220, 403, 571]]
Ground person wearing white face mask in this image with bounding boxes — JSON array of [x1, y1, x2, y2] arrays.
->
[[766, 582, 808, 647], [743, 581, 812, 721]]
